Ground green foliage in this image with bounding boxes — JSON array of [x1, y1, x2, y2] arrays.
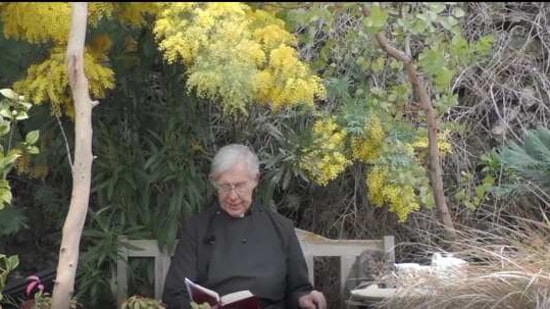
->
[[363, 4, 388, 34], [71, 20, 213, 307], [190, 302, 211, 309], [496, 127, 550, 195], [454, 171, 495, 210], [0, 3, 504, 307], [0, 254, 19, 305], [31, 291, 81, 309], [0, 88, 38, 186], [121, 295, 165, 309], [0, 21, 41, 87], [78, 209, 150, 304], [451, 148, 503, 210], [385, 2, 495, 99], [0, 206, 27, 236], [275, 2, 496, 221]]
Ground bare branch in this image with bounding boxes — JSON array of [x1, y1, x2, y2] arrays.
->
[[375, 33, 411, 63]]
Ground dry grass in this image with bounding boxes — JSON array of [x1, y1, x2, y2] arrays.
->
[[375, 216, 550, 309]]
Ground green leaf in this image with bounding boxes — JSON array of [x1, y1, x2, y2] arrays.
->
[[427, 9, 438, 22], [411, 18, 429, 35], [390, 59, 403, 70], [464, 200, 476, 210], [438, 16, 455, 31], [450, 34, 470, 60], [0, 123, 9, 137], [482, 175, 495, 186], [434, 67, 455, 91], [454, 190, 466, 201], [363, 4, 388, 34], [0, 89, 17, 100], [6, 255, 19, 270], [0, 109, 12, 119], [16, 100, 32, 110], [419, 48, 446, 77], [0, 188, 12, 207], [475, 185, 487, 198], [326, 77, 352, 101], [429, 3, 446, 14], [453, 7, 465, 18], [0, 155, 18, 174], [26, 146, 40, 154], [475, 35, 495, 55], [15, 111, 29, 120], [0, 206, 27, 236], [371, 57, 385, 73], [25, 130, 40, 145]]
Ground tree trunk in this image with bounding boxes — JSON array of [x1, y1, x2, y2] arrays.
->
[[373, 32, 457, 241], [51, 3, 97, 308]]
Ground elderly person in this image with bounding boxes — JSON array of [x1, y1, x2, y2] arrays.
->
[[162, 144, 327, 309]]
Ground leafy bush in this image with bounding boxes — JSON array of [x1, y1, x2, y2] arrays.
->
[[121, 295, 165, 309], [0, 254, 19, 308]]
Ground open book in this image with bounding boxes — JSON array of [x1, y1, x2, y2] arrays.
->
[[184, 278, 261, 309]]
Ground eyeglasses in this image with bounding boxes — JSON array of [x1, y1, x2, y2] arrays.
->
[[213, 181, 251, 195]]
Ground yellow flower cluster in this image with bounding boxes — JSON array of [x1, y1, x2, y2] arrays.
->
[[89, 3, 160, 27], [366, 166, 421, 222], [153, 2, 325, 114], [351, 115, 385, 163], [256, 46, 326, 111], [88, 2, 116, 26], [411, 129, 453, 157], [154, 2, 242, 65], [253, 24, 296, 50], [1, 3, 159, 118], [1, 2, 158, 42], [300, 118, 351, 186], [366, 166, 385, 206], [13, 48, 115, 118], [115, 3, 160, 27], [1, 2, 71, 44]]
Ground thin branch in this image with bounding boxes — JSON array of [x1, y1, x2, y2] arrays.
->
[[7, 121, 14, 148], [375, 33, 411, 63], [360, 5, 411, 63], [55, 114, 73, 167]]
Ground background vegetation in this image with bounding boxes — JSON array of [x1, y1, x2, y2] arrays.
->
[[0, 2, 549, 308]]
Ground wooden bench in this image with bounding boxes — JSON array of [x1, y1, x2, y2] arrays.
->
[[115, 229, 395, 306]]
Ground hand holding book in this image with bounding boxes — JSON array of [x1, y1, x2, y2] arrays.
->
[[185, 278, 262, 309]]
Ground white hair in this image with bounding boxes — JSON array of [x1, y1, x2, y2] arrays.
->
[[209, 144, 260, 179]]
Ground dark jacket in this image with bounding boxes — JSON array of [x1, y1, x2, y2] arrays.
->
[[162, 200, 313, 309]]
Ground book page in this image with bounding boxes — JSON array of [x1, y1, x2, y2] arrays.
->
[[185, 278, 220, 305], [220, 290, 254, 305]]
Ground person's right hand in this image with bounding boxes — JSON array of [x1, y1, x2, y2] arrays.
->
[[298, 290, 327, 309]]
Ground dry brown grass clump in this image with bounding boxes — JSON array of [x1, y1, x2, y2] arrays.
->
[[377, 217, 550, 309]]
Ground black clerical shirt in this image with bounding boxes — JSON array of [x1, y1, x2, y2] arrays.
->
[[162, 200, 313, 309]]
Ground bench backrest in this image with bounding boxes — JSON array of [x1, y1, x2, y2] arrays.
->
[[115, 228, 395, 306]]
